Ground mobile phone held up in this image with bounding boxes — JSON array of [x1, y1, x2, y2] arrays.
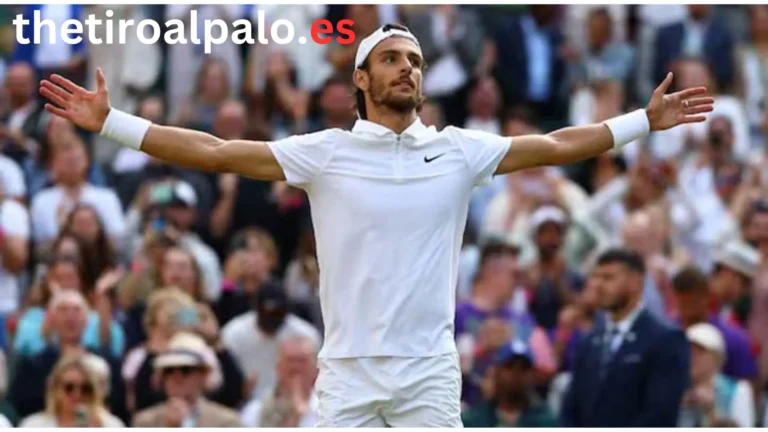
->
[[175, 307, 200, 327]]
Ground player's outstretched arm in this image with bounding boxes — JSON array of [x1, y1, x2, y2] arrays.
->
[[495, 72, 714, 175], [39, 68, 285, 181]]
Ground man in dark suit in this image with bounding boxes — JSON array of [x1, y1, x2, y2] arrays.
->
[[492, 5, 568, 128], [562, 249, 690, 427], [653, 5, 735, 93]]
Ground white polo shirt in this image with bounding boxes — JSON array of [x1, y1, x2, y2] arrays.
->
[[267, 118, 511, 359]]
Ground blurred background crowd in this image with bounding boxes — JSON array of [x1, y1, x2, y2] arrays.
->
[[0, 2, 767, 428]]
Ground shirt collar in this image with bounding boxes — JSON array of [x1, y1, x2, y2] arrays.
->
[[607, 301, 644, 335], [351, 117, 432, 141]]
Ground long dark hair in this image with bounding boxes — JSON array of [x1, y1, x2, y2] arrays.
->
[[63, 203, 117, 284]]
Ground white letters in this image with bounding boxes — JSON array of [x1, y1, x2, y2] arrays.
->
[[271, 19, 294, 45], [137, 20, 160, 44], [164, 19, 187, 45], [231, 19, 254, 45], [12, 10, 314, 49], [61, 19, 82, 44], [13, 14, 29, 44], [204, 19, 228, 54], [84, 14, 102, 45]]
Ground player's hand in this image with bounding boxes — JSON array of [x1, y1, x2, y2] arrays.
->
[[645, 72, 714, 131], [39, 68, 111, 133]]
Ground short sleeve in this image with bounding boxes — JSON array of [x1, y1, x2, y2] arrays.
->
[[266, 130, 335, 188], [0, 200, 30, 238], [448, 127, 512, 187]]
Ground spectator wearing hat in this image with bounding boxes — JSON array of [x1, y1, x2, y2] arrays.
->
[[455, 242, 556, 407], [129, 180, 222, 302], [562, 249, 689, 427], [462, 341, 558, 427], [672, 267, 759, 382], [482, 166, 588, 267], [240, 336, 320, 427], [221, 281, 320, 403], [527, 205, 585, 332], [710, 241, 760, 328], [678, 323, 755, 427], [132, 332, 241, 427]]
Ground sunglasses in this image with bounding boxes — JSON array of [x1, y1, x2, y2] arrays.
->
[[162, 366, 200, 377], [60, 381, 93, 396]]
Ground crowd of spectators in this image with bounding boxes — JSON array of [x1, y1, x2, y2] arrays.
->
[[0, 3, 767, 427]]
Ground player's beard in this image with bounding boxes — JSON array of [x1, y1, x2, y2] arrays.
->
[[369, 75, 424, 114], [603, 290, 631, 314]]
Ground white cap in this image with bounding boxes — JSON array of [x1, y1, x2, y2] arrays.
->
[[354, 25, 421, 69], [529, 205, 568, 232], [686, 323, 726, 360], [173, 181, 197, 207], [154, 332, 211, 369], [713, 241, 759, 279]]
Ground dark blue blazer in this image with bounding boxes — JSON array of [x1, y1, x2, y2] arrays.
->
[[653, 18, 735, 92], [493, 15, 567, 112], [561, 308, 690, 427]]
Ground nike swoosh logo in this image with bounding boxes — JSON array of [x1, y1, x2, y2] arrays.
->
[[424, 153, 446, 163]]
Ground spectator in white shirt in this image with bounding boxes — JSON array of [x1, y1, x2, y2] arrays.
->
[[222, 281, 320, 403], [30, 134, 125, 258], [678, 116, 742, 268], [0, 154, 26, 202], [240, 336, 320, 427], [0, 179, 31, 316], [678, 323, 754, 427]]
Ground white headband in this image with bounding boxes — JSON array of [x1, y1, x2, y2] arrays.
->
[[354, 25, 421, 69]]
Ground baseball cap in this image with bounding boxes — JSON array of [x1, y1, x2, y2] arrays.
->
[[713, 241, 759, 279], [686, 323, 726, 360], [253, 280, 289, 312], [149, 180, 197, 208], [354, 24, 421, 69], [529, 205, 568, 232], [494, 340, 534, 367]]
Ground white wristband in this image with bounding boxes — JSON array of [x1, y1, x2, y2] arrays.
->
[[603, 109, 651, 149], [99, 108, 152, 151]]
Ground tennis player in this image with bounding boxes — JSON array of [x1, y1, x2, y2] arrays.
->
[[39, 24, 713, 427]]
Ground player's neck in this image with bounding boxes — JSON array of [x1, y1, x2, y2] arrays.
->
[[364, 108, 418, 135], [609, 296, 641, 323]]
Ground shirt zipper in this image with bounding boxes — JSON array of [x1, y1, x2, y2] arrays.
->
[[395, 135, 403, 183]]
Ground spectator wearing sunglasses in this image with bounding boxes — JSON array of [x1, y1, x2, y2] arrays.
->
[[18, 355, 124, 427], [132, 332, 241, 427], [10, 290, 126, 422]]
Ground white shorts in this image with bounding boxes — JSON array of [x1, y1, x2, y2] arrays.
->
[[315, 352, 463, 427]]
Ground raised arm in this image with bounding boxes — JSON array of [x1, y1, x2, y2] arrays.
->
[[39, 69, 285, 181], [496, 73, 714, 175]]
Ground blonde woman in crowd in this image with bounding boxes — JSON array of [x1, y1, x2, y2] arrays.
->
[[18, 355, 124, 427]]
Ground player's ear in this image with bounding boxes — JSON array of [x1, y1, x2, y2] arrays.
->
[[353, 69, 370, 92]]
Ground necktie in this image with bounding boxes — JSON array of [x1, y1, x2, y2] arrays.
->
[[598, 326, 619, 380]]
